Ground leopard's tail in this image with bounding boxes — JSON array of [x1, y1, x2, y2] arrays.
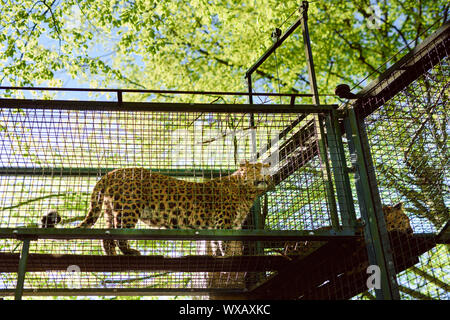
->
[[76, 175, 107, 228]]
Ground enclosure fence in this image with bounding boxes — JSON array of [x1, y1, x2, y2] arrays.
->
[[0, 21, 448, 300]]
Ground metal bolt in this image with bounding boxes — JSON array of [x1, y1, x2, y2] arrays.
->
[[271, 28, 282, 42]]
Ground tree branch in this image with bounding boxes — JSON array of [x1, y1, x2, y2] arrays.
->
[[41, 0, 62, 45], [0, 192, 89, 211], [100, 272, 173, 285], [334, 29, 379, 74]]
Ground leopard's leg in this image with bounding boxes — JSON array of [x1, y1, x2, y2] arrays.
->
[[212, 217, 245, 289], [115, 208, 141, 256], [103, 200, 117, 255], [214, 216, 243, 256], [210, 217, 225, 256]]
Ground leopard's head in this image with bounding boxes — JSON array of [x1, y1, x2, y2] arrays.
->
[[232, 160, 273, 192], [382, 202, 404, 219], [382, 202, 413, 234]]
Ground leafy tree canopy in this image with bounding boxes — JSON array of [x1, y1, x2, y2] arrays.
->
[[0, 0, 448, 97]]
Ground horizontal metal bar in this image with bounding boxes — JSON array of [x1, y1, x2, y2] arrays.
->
[[0, 228, 358, 241], [0, 86, 314, 97], [0, 167, 226, 178], [246, 13, 303, 77], [0, 252, 291, 273], [0, 98, 337, 113], [0, 288, 244, 297]]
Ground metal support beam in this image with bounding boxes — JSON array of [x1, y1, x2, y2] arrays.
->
[[0, 228, 357, 241], [0, 167, 227, 178], [246, 74, 263, 231], [300, 0, 339, 229], [300, 1, 319, 103], [0, 252, 295, 273], [345, 108, 400, 300], [14, 239, 30, 300], [315, 117, 340, 230], [245, 15, 303, 78], [3, 288, 245, 297], [325, 111, 357, 228], [246, 73, 264, 287], [0, 98, 337, 113]]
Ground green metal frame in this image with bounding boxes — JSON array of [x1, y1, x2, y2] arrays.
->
[[299, 1, 340, 230], [0, 98, 337, 113], [3, 288, 245, 297], [14, 239, 31, 300], [0, 167, 227, 178], [325, 110, 357, 228], [0, 228, 357, 241], [345, 108, 400, 300]]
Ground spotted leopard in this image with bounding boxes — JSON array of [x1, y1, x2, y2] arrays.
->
[[77, 161, 272, 255], [283, 202, 413, 257]]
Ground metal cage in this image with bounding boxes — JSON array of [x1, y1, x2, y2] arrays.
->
[[0, 10, 448, 300]]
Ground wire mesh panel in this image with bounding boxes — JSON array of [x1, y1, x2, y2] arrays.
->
[[353, 28, 449, 300], [0, 95, 350, 297], [242, 23, 449, 301], [0, 104, 337, 230]]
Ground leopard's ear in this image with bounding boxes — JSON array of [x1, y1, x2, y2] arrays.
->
[[239, 160, 249, 168], [393, 202, 403, 210]]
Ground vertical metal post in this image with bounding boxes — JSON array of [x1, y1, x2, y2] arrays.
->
[[300, 1, 319, 102], [15, 239, 31, 300], [325, 110, 357, 229], [247, 74, 263, 230], [300, 1, 339, 229], [247, 75, 258, 164], [247, 75, 254, 105], [246, 73, 264, 288], [345, 108, 400, 300]]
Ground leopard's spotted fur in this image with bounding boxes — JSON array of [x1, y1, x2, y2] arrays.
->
[[382, 202, 413, 234], [77, 162, 272, 255], [283, 202, 413, 267]]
